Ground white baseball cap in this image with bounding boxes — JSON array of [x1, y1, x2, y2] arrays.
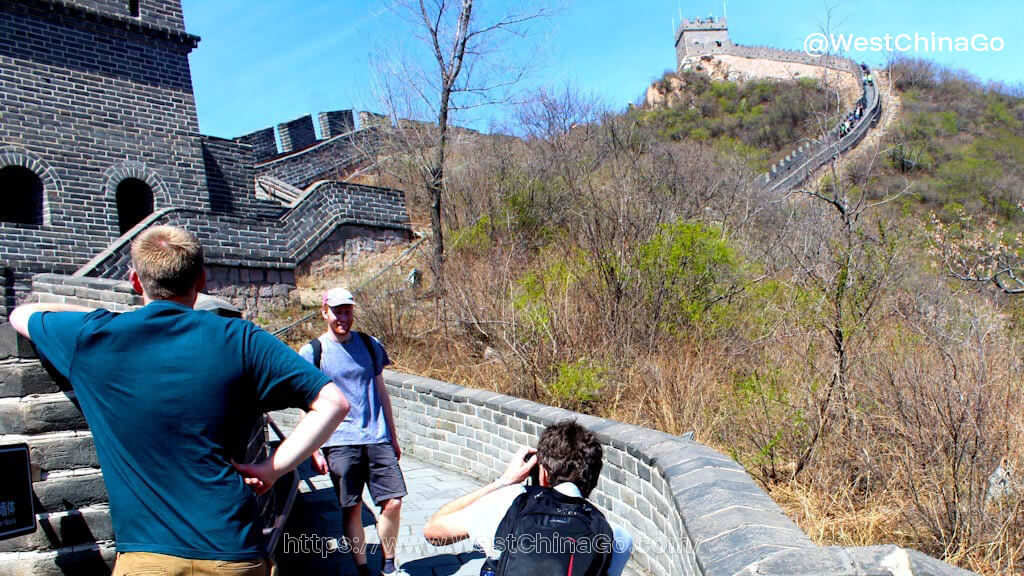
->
[[322, 287, 356, 307]]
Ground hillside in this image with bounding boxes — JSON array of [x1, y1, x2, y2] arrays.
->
[[278, 59, 1024, 575], [636, 70, 841, 170]]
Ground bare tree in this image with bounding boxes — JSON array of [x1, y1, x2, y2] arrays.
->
[[373, 0, 553, 284]]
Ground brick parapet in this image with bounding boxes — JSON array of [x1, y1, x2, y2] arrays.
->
[[764, 75, 881, 192], [318, 110, 355, 139], [24, 0, 196, 43], [381, 371, 977, 576], [2, 307, 973, 575], [254, 127, 380, 190], [73, 180, 410, 279], [234, 127, 278, 162]]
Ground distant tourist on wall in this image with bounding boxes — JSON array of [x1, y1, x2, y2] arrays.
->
[[9, 225, 349, 576], [423, 419, 633, 576], [300, 287, 407, 576]]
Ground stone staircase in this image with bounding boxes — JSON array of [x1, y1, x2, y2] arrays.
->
[[254, 175, 305, 207], [0, 357, 116, 575]]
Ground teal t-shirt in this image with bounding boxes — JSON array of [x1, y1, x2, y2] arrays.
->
[[28, 301, 330, 560]]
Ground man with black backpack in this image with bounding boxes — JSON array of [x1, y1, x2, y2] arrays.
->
[[423, 420, 633, 576], [299, 287, 407, 576]]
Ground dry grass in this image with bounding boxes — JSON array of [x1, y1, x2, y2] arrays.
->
[[297, 238, 1024, 576]]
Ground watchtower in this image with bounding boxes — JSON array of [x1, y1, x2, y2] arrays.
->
[[674, 15, 732, 67], [0, 0, 207, 297]]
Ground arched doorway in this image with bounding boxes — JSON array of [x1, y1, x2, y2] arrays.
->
[[116, 178, 154, 234], [0, 166, 44, 225]]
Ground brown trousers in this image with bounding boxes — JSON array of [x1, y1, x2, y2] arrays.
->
[[112, 552, 268, 576]]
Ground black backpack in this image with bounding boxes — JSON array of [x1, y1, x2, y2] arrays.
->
[[482, 486, 614, 576], [309, 332, 377, 372]]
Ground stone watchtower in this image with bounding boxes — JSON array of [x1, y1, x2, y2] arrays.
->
[[0, 0, 208, 307], [0, 0, 413, 321], [674, 15, 732, 66]]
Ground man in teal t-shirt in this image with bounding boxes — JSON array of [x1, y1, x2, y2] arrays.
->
[[9, 225, 349, 576]]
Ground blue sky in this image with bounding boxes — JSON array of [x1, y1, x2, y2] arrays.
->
[[181, 1, 1023, 138]]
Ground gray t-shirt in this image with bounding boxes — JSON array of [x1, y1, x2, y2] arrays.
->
[[299, 332, 391, 446]]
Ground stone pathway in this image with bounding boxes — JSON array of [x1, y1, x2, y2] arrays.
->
[[274, 454, 489, 575]]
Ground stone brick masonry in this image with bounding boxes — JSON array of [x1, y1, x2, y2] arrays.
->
[[0, 0, 207, 277], [0, 0, 412, 319]]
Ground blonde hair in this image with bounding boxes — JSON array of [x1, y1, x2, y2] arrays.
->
[[130, 225, 204, 299]]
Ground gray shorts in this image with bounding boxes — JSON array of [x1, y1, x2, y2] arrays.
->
[[322, 443, 407, 508]]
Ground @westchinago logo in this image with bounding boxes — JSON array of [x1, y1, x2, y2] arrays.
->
[[804, 32, 1005, 56]]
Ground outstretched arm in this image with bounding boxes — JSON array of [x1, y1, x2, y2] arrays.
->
[[423, 447, 537, 545], [9, 303, 95, 339], [234, 382, 349, 495]]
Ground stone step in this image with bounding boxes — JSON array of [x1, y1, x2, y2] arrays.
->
[[0, 392, 87, 435], [0, 505, 113, 553], [1, 431, 98, 479], [0, 541, 115, 576], [33, 469, 108, 513], [0, 360, 62, 398], [0, 322, 37, 361]]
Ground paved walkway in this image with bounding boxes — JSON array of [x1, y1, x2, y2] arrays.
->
[[275, 454, 489, 575]]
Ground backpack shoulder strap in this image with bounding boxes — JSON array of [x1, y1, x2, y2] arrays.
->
[[355, 331, 378, 374], [309, 338, 323, 370], [582, 499, 615, 576], [484, 488, 534, 575]]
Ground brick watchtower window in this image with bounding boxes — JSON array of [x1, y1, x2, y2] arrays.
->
[[116, 178, 154, 234], [0, 166, 44, 225]]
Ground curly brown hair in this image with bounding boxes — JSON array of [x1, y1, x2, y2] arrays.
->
[[537, 420, 603, 498]]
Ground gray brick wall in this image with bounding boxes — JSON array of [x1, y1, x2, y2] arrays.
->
[[0, 0, 206, 273], [74, 180, 411, 279], [1, 283, 975, 575], [200, 135, 284, 217], [235, 127, 279, 162], [59, 0, 188, 34]]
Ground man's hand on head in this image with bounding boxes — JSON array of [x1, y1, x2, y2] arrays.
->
[[498, 447, 537, 487]]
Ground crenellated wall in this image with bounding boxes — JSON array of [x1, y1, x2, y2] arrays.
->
[[254, 127, 380, 190], [277, 115, 318, 154], [763, 76, 880, 192]]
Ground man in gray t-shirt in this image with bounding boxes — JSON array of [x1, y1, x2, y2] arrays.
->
[[299, 287, 407, 576]]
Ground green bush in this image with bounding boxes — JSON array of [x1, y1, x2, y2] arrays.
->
[[547, 359, 606, 407], [449, 216, 492, 254], [635, 219, 740, 333]]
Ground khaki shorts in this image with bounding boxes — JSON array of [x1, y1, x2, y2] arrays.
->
[[112, 551, 267, 576]]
